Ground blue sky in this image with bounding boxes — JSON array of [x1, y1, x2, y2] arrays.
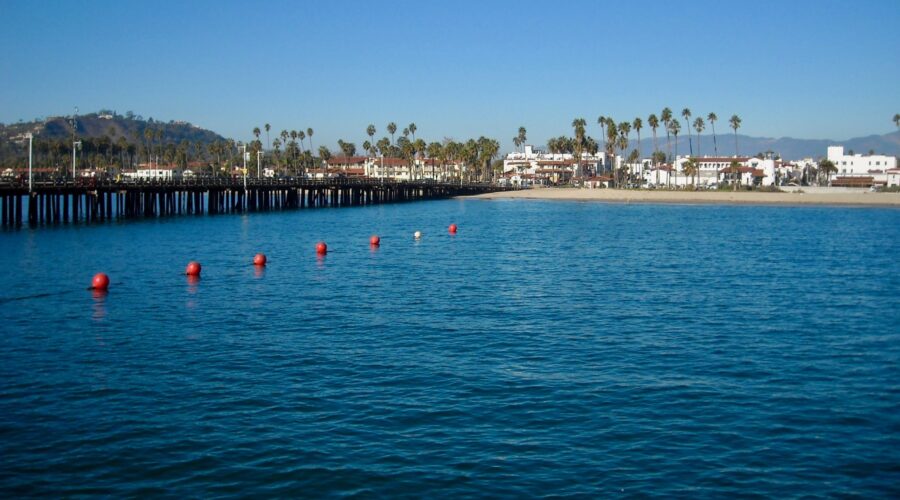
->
[[1, 0, 898, 152]]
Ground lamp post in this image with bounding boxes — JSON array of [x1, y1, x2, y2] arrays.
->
[[71, 106, 78, 181], [238, 143, 247, 192], [25, 133, 33, 192], [72, 140, 81, 180]]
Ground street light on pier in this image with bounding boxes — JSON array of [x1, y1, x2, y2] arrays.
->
[[25, 133, 33, 193], [72, 140, 81, 180], [71, 106, 78, 180], [238, 143, 248, 192]]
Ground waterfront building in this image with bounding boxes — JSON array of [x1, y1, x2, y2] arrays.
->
[[324, 156, 465, 181], [827, 146, 896, 186], [502, 145, 612, 186], [886, 168, 900, 187]]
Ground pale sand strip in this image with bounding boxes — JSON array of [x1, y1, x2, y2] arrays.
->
[[468, 188, 900, 207]]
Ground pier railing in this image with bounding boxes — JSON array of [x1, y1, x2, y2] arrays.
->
[[0, 178, 509, 227]]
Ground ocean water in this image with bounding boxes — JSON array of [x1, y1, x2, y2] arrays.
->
[[1, 199, 899, 497]]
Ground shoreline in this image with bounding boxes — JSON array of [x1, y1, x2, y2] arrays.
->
[[467, 188, 900, 207]]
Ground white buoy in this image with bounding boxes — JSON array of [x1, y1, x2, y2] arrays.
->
[[414, 231, 422, 240]]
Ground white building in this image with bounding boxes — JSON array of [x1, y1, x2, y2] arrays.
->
[[827, 146, 896, 186], [121, 164, 183, 181], [502, 145, 612, 186], [323, 156, 465, 181], [886, 168, 900, 188]]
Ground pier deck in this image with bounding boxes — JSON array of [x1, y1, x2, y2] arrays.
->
[[0, 178, 507, 227]]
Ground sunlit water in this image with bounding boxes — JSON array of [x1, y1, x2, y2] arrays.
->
[[1, 199, 899, 496]]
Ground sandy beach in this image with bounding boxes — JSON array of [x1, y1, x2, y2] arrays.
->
[[470, 187, 900, 207]]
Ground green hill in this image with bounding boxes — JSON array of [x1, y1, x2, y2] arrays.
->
[[0, 111, 230, 170]]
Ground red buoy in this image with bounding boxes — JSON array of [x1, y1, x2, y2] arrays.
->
[[253, 253, 267, 266], [449, 223, 458, 234], [316, 242, 328, 255], [91, 273, 110, 291], [370, 235, 380, 246], [185, 261, 202, 276]]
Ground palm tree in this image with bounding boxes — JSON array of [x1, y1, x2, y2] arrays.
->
[[413, 138, 426, 180], [894, 113, 900, 129], [728, 160, 741, 189], [408, 123, 417, 142], [617, 132, 629, 188], [517, 126, 527, 153], [633, 117, 643, 185], [618, 121, 631, 187], [426, 142, 442, 180], [306, 127, 314, 158], [693, 117, 705, 158], [605, 121, 618, 186], [265, 123, 271, 151], [819, 159, 837, 185], [387, 122, 397, 146], [681, 108, 692, 156], [272, 138, 282, 171], [317, 146, 331, 178], [478, 136, 500, 182], [648, 114, 659, 186], [684, 158, 699, 188], [290, 130, 298, 172], [661, 107, 673, 166], [572, 118, 587, 177], [668, 119, 681, 188], [730, 115, 742, 191], [367, 124, 376, 149], [729, 114, 742, 156], [707, 112, 718, 156], [597, 115, 606, 160]]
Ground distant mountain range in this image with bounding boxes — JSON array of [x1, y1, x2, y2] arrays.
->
[[555, 130, 900, 161]]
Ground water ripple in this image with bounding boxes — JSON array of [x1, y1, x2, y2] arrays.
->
[[1, 201, 899, 496]]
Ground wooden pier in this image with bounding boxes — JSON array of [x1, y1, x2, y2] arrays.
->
[[0, 178, 506, 228]]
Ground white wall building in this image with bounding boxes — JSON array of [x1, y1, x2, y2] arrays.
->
[[827, 146, 896, 186], [886, 168, 900, 188], [122, 164, 182, 181], [503, 145, 613, 185]]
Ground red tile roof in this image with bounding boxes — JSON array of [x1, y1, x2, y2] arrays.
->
[[327, 156, 368, 165]]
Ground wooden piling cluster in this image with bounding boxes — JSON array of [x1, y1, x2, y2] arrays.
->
[[0, 179, 505, 228]]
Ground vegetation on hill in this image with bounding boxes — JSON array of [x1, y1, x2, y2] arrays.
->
[[0, 110, 231, 172]]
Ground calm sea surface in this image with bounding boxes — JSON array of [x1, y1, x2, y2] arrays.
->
[[1, 199, 899, 497]]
